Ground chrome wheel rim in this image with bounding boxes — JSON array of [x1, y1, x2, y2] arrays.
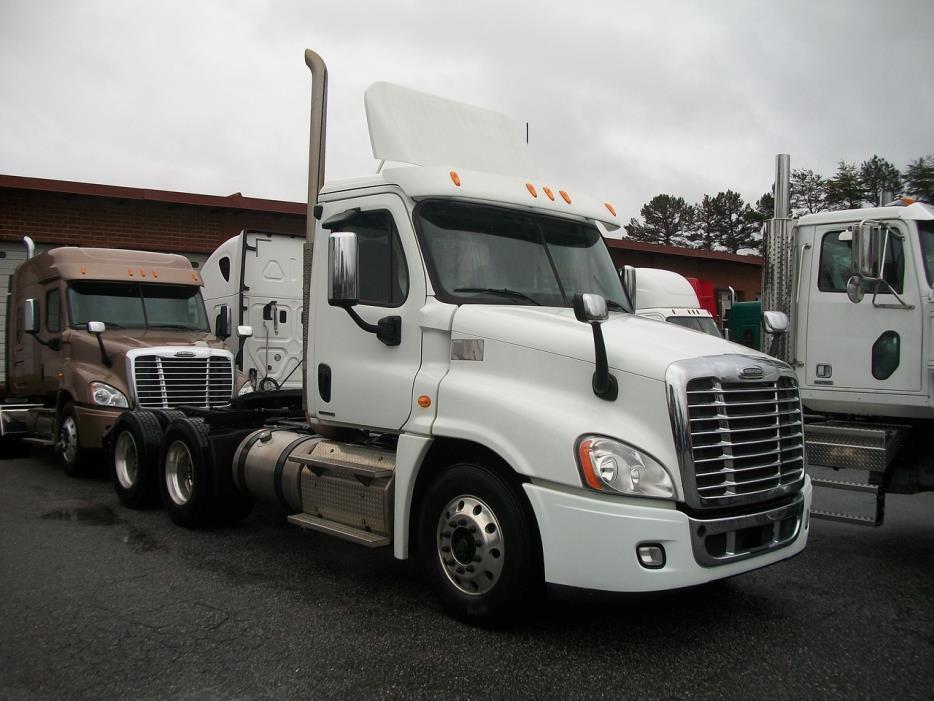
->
[[165, 440, 194, 506], [60, 416, 79, 464], [114, 431, 139, 489], [436, 495, 504, 596]]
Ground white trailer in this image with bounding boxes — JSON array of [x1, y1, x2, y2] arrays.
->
[[201, 231, 304, 390], [106, 51, 812, 625]]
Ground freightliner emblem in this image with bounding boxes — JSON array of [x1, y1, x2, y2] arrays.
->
[[175, 351, 196, 357], [740, 366, 764, 379]]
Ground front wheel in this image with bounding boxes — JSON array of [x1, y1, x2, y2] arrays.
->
[[419, 462, 543, 627]]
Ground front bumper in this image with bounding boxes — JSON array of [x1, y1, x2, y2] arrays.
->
[[74, 405, 125, 449], [523, 475, 811, 592]]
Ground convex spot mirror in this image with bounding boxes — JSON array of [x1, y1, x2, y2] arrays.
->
[[237, 325, 253, 338], [762, 310, 788, 335], [23, 298, 39, 334], [846, 275, 865, 304], [88, 321, 106, 334], [573, 293, 609, 323], [328, 231, 359, 308]]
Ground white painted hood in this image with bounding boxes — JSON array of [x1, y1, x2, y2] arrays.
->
[[451, 305, 770, 380]]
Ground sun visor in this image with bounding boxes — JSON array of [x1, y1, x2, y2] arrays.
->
[[365, 82, 536, 178]]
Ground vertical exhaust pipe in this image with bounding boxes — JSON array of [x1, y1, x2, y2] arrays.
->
[[302, 49, 328, 414], [761, 154, 796, 364], [23, 236, 36, 260]]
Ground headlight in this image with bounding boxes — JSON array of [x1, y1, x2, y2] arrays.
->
[[237, 383, 255, 396], [576, 436, 675, 499], [89, 381, 129, 408]]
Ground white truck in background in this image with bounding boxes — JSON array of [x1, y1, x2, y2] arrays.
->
[[201, 231, 304, 390], [102, 50, 812, 626], [759, 155, 934, 525], [632, 267, 722, 338]]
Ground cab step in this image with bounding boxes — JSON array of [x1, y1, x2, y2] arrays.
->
[[286, 439, 395, 545], [21, 437, 55, 447], [809, 476, 884, 527], [287, 512, 389, 547]]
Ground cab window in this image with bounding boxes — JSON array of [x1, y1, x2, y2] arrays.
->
[[46, 289, 62, 332], [818, 229, 904, 294]]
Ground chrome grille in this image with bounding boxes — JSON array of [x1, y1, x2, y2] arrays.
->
[[686, 376, 804, 503], [132, 354, 233, 409], [667, 355, 806, 510]]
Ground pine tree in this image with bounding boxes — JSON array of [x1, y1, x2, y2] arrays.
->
[[684, 195, 720, 250], [715, 190, 758, 254], [824, 161, 865, 210], [624, 194, 694, 246], [789, 169, 826, 216], [745, 192, 773, 255], [904, 155, 934, 202], [859, 155, 902, 206]]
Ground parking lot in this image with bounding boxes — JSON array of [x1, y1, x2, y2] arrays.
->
[[1, 452, 931, 700]]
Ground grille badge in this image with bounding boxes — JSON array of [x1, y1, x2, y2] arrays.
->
[[739, 366, 764, 379], [174, 351, 196, 357]]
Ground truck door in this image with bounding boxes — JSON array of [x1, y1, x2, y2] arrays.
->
[[37, 284, 65, 393], [804, 221, 923, 393], [312, 194, 424, 430], [241, 232, 303, 388], [10, 294, 36, 394]]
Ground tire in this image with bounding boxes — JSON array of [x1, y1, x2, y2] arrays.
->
[[159, 418, 215, 528], [108, 411, 163, 509], [419, 462, 543, 627], [58, 401, 96, 477], [152, 410, 188, 431]]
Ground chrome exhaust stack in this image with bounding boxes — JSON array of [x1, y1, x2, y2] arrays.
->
[[302, 49, 328, 412], [761, 154, 796, 365], [23, 236, 36, 260]]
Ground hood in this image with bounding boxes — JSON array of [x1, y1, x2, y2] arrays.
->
[[66, 328, 226, 369], [451, 305, 770, 380]]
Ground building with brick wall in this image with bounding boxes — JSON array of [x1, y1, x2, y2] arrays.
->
[[0, 173, 763, 386]]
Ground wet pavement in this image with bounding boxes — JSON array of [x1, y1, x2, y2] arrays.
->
[[1, 451, 932, 700]]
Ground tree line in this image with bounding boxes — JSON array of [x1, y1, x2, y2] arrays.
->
[[625, 154, 934, 255]]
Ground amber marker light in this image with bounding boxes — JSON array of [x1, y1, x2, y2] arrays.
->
[[450, 170, 461, 186], [192, 273, 199, 282], [139, 269, 146, 277], [604, 202, 617, 216], [543, 186, 555, 201], [417, 395, 432, 408], [80, 266, 87, 275], [559, 190, 572, 204], [128, 269, 134, 277], [577, 438, 603, 490], [526, 182, 538, 198], [152, 271, 158, 278]]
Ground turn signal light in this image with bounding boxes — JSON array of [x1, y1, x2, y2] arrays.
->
[[417, 395, 432, 408], [577, 438, 603, 490], [450, 170, 461, 187]]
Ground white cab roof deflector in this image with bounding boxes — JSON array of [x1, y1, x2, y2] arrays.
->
[[365, 82, 536, 178]]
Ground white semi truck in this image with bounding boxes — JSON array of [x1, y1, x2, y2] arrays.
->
[[759, 155, 933, 525], [106, 51, 812, 625], [633, 267, 722, 337]]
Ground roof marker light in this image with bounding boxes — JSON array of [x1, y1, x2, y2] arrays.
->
[[139, 269, 146, 278], [152, 271, 158, 278], [450, 170, 461, 187], [559, 190, 572, 204], [900, 196, 915, 205], [80, 266, 87, 275], [543, 186, 555, 201], [526, 183, 538, 198], [128, 269, 133, 277], [604, 202, 617, 217]]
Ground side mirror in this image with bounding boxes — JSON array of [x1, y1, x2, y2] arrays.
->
[[87, 320, 111, 367], [237, 325, 253, 338], [235, 325, 252, 370], [621, 265, 637, 310], [853, 222, 882, 281], [571, 293, 617, 401], [215, 304, 232, 339], [762, 311, 788, 335], [328, 231, 359, 307], [23, 298, 39, 334], [572, 293, 609, 323]]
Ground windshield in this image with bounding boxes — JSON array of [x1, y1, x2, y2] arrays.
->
[[667, 315, 722, 338], [919, 221, 934, 286], [414, 200, 631, 311], [67, 282, 210, 331]]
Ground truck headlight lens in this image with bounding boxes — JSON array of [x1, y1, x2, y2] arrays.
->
[[89, 381, 129, 408], [577, 436, 674, 499], [237, 383, 255, 396]]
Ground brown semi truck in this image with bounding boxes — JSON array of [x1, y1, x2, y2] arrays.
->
[[1, 239, 253, 480]]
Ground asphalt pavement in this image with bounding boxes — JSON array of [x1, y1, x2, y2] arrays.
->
[[0, 451, 931, 700]]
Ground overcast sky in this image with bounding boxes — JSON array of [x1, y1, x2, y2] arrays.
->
[[2, 0, 933, 223]]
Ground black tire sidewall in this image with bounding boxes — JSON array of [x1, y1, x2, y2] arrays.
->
[[419, 462, 542, 626], [159, 418, 213, 528], [108, 411, 162, 509]]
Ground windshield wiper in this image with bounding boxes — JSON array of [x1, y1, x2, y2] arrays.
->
[[148, 324, 197, 330], [454, 287, 542, 305]]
